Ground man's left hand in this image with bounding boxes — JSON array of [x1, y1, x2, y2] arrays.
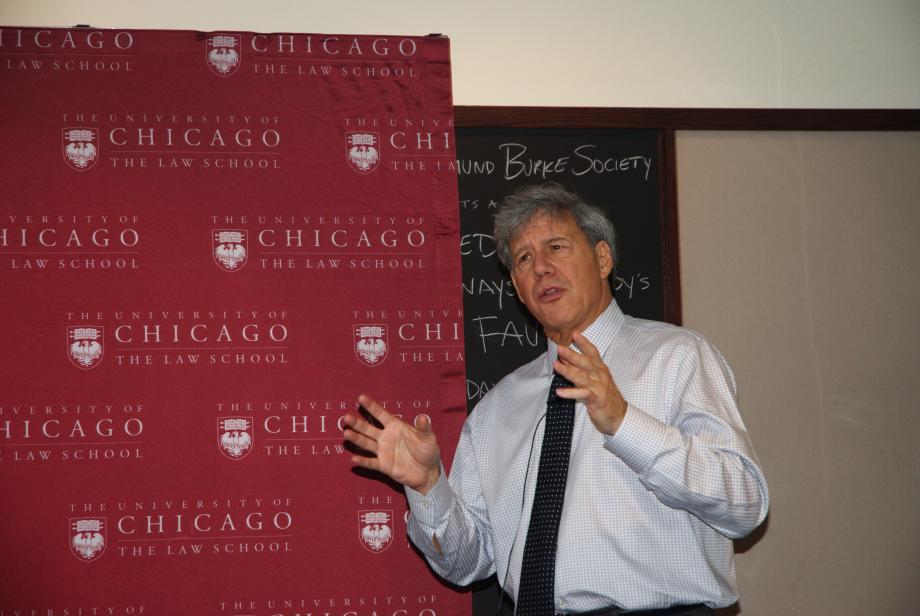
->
[[554, 332, 628, 435]]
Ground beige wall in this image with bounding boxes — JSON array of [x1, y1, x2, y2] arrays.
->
[[677, 131, 920, 614], [3, 2, 920, 613]]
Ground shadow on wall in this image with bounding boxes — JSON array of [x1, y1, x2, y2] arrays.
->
[[715, 514, 771, 616]]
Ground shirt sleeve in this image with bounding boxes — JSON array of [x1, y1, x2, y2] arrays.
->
[[405, 418, 496, 585], [603, 335, 769, 539]]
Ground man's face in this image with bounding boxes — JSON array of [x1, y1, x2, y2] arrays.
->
[[509, 212, 613, 345]]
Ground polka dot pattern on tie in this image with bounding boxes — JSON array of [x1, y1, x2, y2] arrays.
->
[[516, 370, 575, 615]]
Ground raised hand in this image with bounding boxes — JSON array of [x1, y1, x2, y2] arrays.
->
[[554, 332, 628, 435], [343, 394, 442, 494]]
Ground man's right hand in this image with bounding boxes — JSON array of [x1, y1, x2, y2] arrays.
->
[[343, 394, 442, 494]]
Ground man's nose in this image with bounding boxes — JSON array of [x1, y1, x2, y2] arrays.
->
[[532, 251, 554, 276]]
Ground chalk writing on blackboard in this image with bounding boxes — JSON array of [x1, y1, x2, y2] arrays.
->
[[499, 143, 653, 181], [457, 127, 666, 409]]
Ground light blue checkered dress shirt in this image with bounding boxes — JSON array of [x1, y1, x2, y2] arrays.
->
[[406, 301, 769, 612]]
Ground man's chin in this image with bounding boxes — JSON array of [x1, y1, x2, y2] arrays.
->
[[539, 319, 575, 344]]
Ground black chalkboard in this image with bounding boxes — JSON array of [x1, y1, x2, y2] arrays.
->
[[458, 127, 679, 414]]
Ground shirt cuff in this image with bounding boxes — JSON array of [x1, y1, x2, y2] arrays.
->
[[405, 464, 454, 528], [603, 403, 683, 475]]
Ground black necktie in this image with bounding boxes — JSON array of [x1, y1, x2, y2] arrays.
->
[[517, 370, 576, 615]]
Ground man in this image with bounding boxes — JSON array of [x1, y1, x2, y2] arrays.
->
[[343, 184, 769, 615]]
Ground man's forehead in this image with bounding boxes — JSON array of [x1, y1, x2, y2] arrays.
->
[[511, 211, 583, 246]]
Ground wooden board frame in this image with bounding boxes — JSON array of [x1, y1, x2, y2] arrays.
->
[[455, 106, 920, 130]]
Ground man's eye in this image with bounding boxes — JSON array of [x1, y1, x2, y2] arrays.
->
[[518, 254, 531, 264]]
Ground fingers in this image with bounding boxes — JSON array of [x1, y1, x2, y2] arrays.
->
[[556, 342, 593, 373], [553, 333, 612, 402], [413, 413, 432, 434], [342, 428, 379, 454], [350, 453, 383, 472], [572, 331, 601, 358], [554, 385, 591, 401], [357, 393, 395, 427], [341, 412, 381, 441], [555, 333, 608, 383], [554, 348, 593, 389]]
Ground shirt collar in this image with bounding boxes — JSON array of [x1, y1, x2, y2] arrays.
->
[[545, 299, 625, 376]]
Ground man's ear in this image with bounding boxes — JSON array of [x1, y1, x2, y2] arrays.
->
[[596, 241, 613, 278]]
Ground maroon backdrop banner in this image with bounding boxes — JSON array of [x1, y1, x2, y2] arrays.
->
[[0, 27, 468, 616]]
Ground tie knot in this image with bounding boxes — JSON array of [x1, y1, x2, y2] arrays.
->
[[551, 370, 573, 390]]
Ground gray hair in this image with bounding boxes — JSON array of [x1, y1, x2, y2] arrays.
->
[[493, 183, 616, 271]]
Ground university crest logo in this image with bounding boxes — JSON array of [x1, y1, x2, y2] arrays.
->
[[70, 517, 106, 562], [67, 326, 104, 370], [358, 510, 393, 553], [346, 132, 380, 173], [207, 33, 241, 76], [62, 128, 99, 171], [217, 417, 254, 460], [354, 324, 388, 366], [212, 229, 248, 272]]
